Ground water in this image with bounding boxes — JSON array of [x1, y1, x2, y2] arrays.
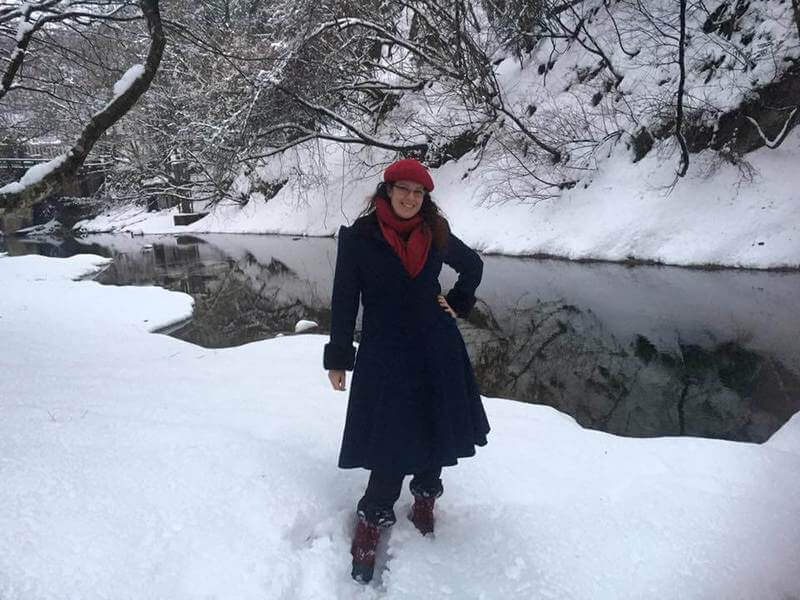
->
[[4, 232, 799, 443]]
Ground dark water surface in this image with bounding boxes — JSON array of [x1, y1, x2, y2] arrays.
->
[[4, 233, 799, 443]]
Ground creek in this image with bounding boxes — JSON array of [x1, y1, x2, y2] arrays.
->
[[4, 232, 799, 443]]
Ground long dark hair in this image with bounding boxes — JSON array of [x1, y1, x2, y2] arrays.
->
[[361, 182, 450, 251]]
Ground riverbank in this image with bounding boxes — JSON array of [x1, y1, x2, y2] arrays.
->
[[1, 253, 799, 599], [74, 127, 800, 271]]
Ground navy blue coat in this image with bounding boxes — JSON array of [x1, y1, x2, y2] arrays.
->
[[324, 212, 490, 473]]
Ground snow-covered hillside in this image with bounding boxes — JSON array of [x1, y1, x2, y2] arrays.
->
[[75, 0, 800, 269], [2, 253, 799, 599], [76, 126, 800, 269]]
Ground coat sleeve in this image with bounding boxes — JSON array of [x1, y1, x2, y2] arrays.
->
[[442, 231, 483, 318], [323, 226, 361, 371]]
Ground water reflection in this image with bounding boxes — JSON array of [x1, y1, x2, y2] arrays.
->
[[88, 235, 332, 347], [1, 234, 111, 258], [462, 300, 799, 443], [4, 233, 799, 443]]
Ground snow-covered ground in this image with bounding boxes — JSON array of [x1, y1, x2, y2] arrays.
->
[[2, 253, 799, 599]]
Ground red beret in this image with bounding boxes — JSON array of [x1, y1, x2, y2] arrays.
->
[[383, 158, 434, 192]]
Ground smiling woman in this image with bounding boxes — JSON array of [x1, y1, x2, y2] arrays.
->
[[388, 181, 425, 219], [384, 159, 431, 220], [323, 158, 489, 583]]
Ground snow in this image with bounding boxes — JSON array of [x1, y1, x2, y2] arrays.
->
[[295, 319, 319, 333], [1, 253, 799, 599], [14, 218, 61, 236], [0, 154, 67, 195], [76, 127, 800, 269], [767, 413, 800, 457], [15, 19, 34, 43], [112, 64, 145, 100], [72, 0, 800, 270]]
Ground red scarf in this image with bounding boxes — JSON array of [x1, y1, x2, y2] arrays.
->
[[375, 196, 432, 278]]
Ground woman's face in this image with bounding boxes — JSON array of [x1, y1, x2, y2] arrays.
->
[[388, 180, 425, 219]]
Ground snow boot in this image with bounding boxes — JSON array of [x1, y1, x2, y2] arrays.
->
[[350, 509, 394, 583], [408, 494, 436, 535], [408, 477, 442, 536]]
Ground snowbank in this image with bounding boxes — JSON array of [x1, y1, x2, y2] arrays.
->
[[1, 254, 798, 599], [75, 126, 800, 269], [767, 412, 800, 457]]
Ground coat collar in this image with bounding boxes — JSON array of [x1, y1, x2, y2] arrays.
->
[[349, 211, 384, 242]]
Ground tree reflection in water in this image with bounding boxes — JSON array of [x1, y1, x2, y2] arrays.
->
[[94, 237, 329, 347], [461, 299, 800, 442]]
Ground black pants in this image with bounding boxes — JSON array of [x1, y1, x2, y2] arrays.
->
[[356, 467, 444, 526]]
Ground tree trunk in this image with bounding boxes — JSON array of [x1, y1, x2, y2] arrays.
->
[[675, 0, 690, 177]]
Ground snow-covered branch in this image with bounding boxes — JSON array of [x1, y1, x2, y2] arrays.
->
[[273, 86, 429, 154], [494, 103, 563, 162], [1, 2, 139, 102], [305, 18, 463, 80], [745, 108, 799, 150], [0, 0, 165, 213]]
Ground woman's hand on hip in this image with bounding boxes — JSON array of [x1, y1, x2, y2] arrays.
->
[[328, 369, 347, 391], [437, 295, 457, 318]]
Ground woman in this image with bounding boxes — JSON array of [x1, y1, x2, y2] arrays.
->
[[323, 158, 490, 583]]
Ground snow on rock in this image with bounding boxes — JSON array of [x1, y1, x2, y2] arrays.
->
[[14, 218, 62, 236], [112, 64, 145, 100], [1, 254, 799, 599], [75, 204, 176, 234], [295, 319, 318, 333]]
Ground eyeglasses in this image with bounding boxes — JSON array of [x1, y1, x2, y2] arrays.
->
[[392, 183, 425, 199]]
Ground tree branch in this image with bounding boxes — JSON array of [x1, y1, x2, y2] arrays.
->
[[305, 17, 463, 79], [275, 85, 429, 155], [745, 108, 799, 149], [2, 3, 140, 101], [1, 0, 165, 213], [494, 103, 563, 162]]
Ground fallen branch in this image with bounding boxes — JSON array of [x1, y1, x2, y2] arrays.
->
[[745, 107, 799, 149]]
